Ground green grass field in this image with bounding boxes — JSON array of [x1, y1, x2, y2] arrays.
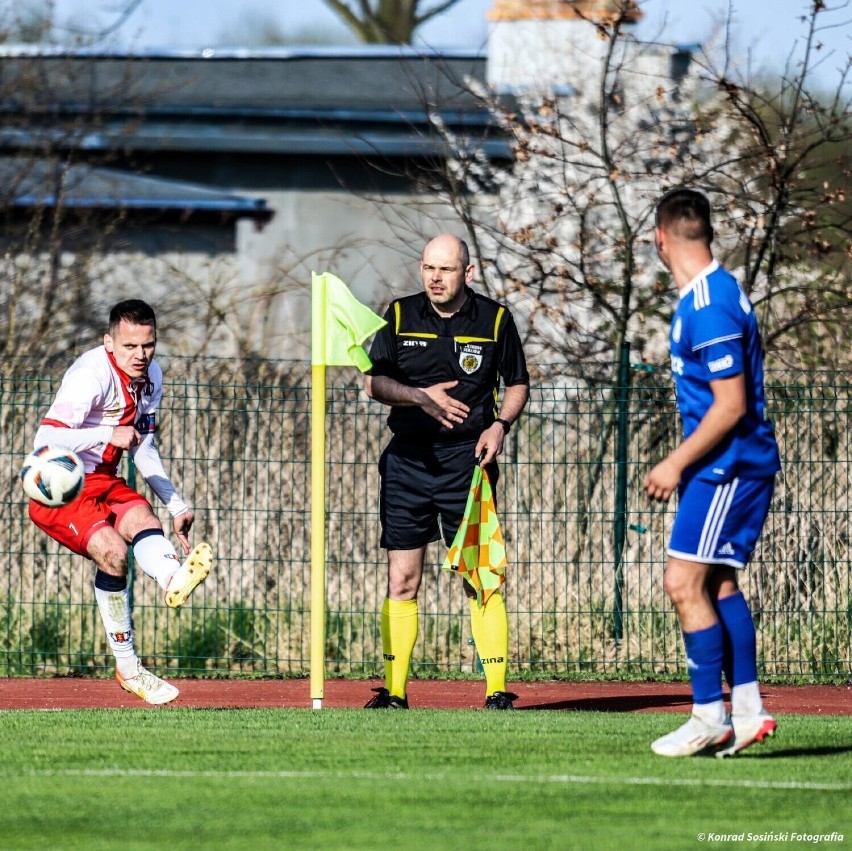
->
[[0, 709, 849, 850]]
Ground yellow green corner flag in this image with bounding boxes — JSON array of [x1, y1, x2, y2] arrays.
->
[[311, 272, 386, 373], [310, 270, 385, 707], [441, 465, 507, 608]]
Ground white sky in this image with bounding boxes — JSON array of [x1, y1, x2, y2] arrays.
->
[[39, 0, 852, 90]]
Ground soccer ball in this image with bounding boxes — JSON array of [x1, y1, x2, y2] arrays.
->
[[20, 446, 85, 507]]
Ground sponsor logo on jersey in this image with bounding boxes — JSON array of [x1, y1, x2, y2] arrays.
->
[[382, 653, 396, 661], [672, 317, 682, 343], [402, 340, 427, 347], [480, 657, 504, 665], [670, 355, 684, 376], [708, 354, 734, 373]]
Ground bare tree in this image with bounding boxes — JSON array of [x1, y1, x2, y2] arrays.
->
[[420, 2, 850, 380], [321, 0, 462, 44], [702, 2, 852, 370], [0, 44, 146, 363], [0, 0, 54, 43], [2, 0, 146, 46], [0, 5, 248, 363], [390, 0, 850, 573]]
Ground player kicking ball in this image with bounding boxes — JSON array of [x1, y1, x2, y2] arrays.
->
[[644, 189, 779, 757], [27, 299, 212, 705]]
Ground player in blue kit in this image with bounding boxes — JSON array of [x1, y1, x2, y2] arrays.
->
[[644, 189, 781, 757]]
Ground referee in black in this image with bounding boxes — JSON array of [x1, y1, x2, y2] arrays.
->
[[364, 234, 530, 709]]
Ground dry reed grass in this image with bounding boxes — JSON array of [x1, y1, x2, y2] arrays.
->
[[1, 360, 848, 679]]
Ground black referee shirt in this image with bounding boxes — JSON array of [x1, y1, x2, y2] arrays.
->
[[368, 287, 529, 444]]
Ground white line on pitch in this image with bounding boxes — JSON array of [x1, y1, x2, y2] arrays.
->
[[1, 768, 848, 791]]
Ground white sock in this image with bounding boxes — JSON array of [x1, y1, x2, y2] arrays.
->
[[132, 530, 181, 590], [93, 577, 139, 679], [692, 700, 727, 726], [730, 682, 765, 716]]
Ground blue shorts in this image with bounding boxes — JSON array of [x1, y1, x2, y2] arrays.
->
[[668, 475, 775, 568]]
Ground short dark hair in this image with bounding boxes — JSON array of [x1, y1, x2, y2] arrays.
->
[[109, 299, 157, 334], [655, 188, 713, 244]]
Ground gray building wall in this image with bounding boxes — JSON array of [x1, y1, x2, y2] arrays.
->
[[0, 48, 496, 357]]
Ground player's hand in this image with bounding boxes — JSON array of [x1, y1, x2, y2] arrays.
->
[[419, 381, 470, 428], [475, 422, 505, 466], [110, 426, 142, 450], [643, 459, 681, 502], [172, 510, 195, 554]]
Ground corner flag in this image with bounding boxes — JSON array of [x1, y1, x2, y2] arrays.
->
[[310, 272, 385, 709], [441, 465, 507, 608], [311, 272, 386, 372]]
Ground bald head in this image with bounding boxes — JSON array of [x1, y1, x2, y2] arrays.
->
[[422, 234, 470, 267], [420, 234, 474, 314]]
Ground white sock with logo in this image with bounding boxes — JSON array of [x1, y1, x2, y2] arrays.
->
[[132, 529, 181, 590], [93, 570, 139, 679]]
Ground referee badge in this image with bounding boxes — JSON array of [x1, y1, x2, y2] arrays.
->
[[459, 345, 483, 374]]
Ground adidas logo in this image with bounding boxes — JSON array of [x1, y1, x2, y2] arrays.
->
[[718, 542, 736, 556]]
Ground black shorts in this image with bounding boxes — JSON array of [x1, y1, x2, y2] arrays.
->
[[379, 438, 499, 550]]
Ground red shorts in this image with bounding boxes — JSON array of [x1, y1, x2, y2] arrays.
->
[[29, 471, 150, 557]]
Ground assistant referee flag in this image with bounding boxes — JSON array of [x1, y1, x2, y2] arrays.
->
[[442, 465, 507, 607]]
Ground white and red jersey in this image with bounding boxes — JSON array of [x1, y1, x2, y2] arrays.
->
[[34, 346, 188, 516]]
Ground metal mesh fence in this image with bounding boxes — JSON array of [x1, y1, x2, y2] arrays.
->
[[1, 357, 849, 681]]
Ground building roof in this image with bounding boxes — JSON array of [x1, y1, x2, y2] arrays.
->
[[0, 46, 501, 159], [0, 45, 486, 113], [0, 157, 273, 223]]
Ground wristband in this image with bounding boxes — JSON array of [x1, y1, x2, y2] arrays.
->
[[495, 418, 512, 434]]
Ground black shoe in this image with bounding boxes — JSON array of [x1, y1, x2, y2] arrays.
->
[[364, 687, 409, 709], [485, 691, 517, 710]]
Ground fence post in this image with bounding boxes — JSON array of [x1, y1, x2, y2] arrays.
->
[[612, 341, 631, 642]]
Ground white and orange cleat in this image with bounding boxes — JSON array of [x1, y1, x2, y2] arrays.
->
[[117, 662, 179, 705], [716, 713, 777, 758], [651, 714, 733, 757], [164, 542, 212, 609]]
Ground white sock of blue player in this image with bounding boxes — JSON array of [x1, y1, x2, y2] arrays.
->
[[93, 569, 139, 679], [683, 622, 727, 725], [131, 529, 181, 590], [716, 591, 765, 716]]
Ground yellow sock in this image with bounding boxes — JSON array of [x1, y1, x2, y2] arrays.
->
[[469, 592, 509, 695], [381, 597, 418, 699]]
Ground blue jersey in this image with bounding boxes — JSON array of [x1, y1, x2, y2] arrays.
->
[[669, 260, 780, 483]]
